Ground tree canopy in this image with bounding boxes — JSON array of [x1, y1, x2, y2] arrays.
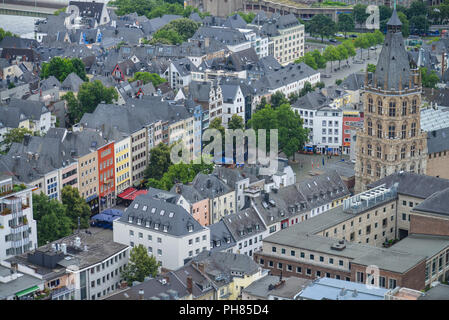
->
[[227, 114, 245, 130], [33, 193, 73, 246], [40, 57, 88, 82], [130, 72, 167, 86], [65, 80, 118, 125], [144, 143, 172, 181], [337, 13, 355, 37], [150, 18, 200, 44], [121, 245, 160, 283], [0, 128, 33, 152], [61, 186, 91, 229], [248, 104, 308, 159], [420, 67, 440, 88], [0, 28, 15, 42], [308, 14, 336, 42]]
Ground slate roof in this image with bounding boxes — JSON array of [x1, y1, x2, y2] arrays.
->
[[220, 83, 240, 103], [192, 173, 233, 199], [1, 48, 40, 62], [105, 272, 189, 300], [61, 130, 108, 158], [61, 72, 84, 91], [170, 183, 207, 204], [223, 14, 247, 29], [296, 170, 350, 210], [341, 72, 365, 91], [427, 126, 449, 154], [373, 9, 412, 90], [260, 14, 301, 37], [191, 26, 249, 46], [222, 207, 266, 243], [119, 193, 206, 237], [422, 88, 449, 108], [69, 1, 105, 24], [39, 76, 61, 91], [192, 250, 261, 278], [208, 220, 236, 252], [368, 172, 449, 200], [412, 187, 449, 217], [291, 90, 330, 110], [0, 36, 38, 49]]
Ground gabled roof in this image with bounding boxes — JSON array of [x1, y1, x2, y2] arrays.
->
[[61, 72, 84, 91], [412, 187, 449, 217], [118, 193, 206, 237], [222, 207, 266, 243], [69, 1, 105, 24], [427, 126, 449, 154]]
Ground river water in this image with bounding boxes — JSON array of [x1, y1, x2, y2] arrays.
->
[[0, 14, 41, 39]]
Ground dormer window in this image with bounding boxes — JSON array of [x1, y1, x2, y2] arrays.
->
[[163, 225, 168, 232], [216, 240, 221, 247], [128, 217, 133, 223], [137, 219, 141, 225], [146, 221, 150, 228], [151, 208, 156, 213], [226, 237, 231, 243], [160, 210, 165, 216], [154, 223, 159, 230], [142, 206, 147, 211], [134, 203, 139, 209], [188, 225, 193, 232], [169, 212, 174, 218]]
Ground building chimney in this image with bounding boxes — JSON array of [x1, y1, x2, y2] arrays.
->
[[138, 289, 144, 300], [198, 262, 205, 274], [186, 276, 193, 294]]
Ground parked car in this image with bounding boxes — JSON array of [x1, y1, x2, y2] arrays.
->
[[329, 39, 338, 43], [335, 33, 344, 37], [370, 46, 376, 50], [350, 34, 358, 38]]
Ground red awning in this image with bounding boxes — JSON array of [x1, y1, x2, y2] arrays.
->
[[118, 188, 148, 201], [118, 188, 137, 199]]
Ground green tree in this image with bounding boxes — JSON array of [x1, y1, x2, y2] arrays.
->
[[337, 13, 355, 38], [407, 1, 427, 19], [311, 50, 327, 69], [335, 79, 343, 85], [236, 11, 255, 23], [295, 52, 318, 70], [299, 81, 313, 97], [354, 35, 369, 59], [0, 127, 33, 152], [64, 91, 81, 126], [33, 193, 72, 246], [248, 104, 308, 160], [0, 28, 14, 42], [353, 4, 369, 26], [144, 143, 172, 180], [309, 14, 336, 42], [342, 40, 356, 63], [410, 15, 429, 34], [256, 97, 268, 111], [61, 186, 91, 229], [40, 57, 88, 82], [151, 18, 200, 44], [336, 44, 348, 68], [367, 63, 376, 72], [227, 114, 244, 130], [288, 92, 299, 104], [8, 82, 16, 89], [323, 45, 340, 72], [314, 81, 325, 89], [76, 80, 118, 117], [420, 67, 440, 88], [130, 72, 167, 86], [270, 91, 289, 108], [121, 244, 160, 283], [398, 11, 410, 37]]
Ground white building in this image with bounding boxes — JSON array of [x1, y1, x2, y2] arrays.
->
[[220, 83, 246, 127], [238, 28, 270, 58], [0, 176, 37, 262], [113, 193, 210, 270], [312, 107, 343, 155]]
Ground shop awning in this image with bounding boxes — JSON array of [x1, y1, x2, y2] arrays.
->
[[118, 188, 148, 201], [16, 285, 39, 298]]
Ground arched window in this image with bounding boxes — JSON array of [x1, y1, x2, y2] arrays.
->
[[377, 123, 383, 138], [411, 122, 416, 137], [402, 100, 407, 116], [376, 145, 382, 159], [388, 124, 395, 139], [367, 163, 372, 175], [401, 123, 407, 139], [368, 97, 374, 113], [376, 165, 381, 177], [411, 98, 417, 114], [389, 100, 396, 117], [410, 162, 415, 172], [377, 99, 383, 115], [401, 146, 406, 159], [367, 120, 373, 136], [367, 144, 372, 156], [410, 145, 416, 157]]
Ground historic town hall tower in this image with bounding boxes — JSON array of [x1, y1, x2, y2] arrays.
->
[[354, 8, 427, 193]]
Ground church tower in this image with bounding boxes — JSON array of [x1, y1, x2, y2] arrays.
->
[[354, 8, 427, 193]]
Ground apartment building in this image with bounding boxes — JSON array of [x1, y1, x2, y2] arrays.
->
[[0, 176, 37, 261], [188, 80, 223, 129], [2, 228, 129, 300], [114, 136, 131, 195], [192, 173, 236, 225], [113, 193, 210, 270], [171, 183, 210, 226], [256, 14, 304, 66], [221, 83, 246, 127], [312, 107, 343, 155], [426, 127, 449, 180], [98, 142, 115, 212]]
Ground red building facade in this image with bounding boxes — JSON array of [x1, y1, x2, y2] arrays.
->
[[98, 142, 115, 212], [342, 110, 363, 155]]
